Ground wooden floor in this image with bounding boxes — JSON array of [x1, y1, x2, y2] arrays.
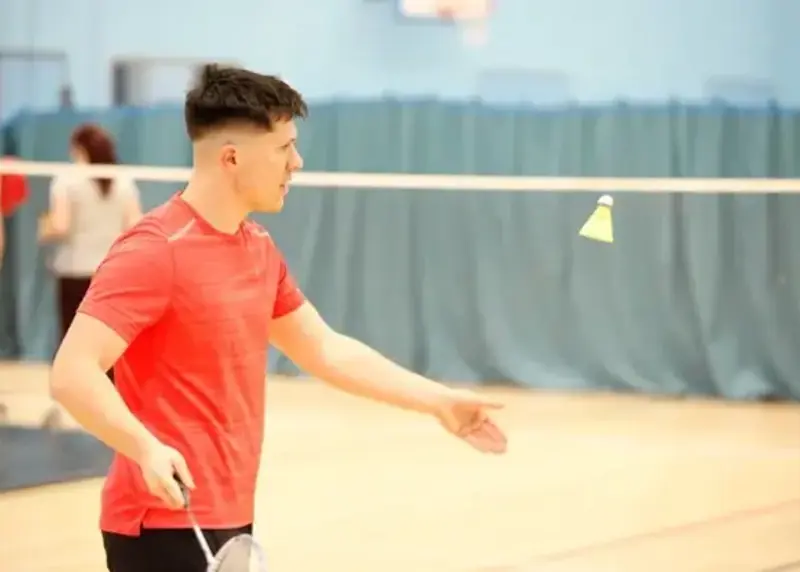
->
[[1, 362, 799, 572]]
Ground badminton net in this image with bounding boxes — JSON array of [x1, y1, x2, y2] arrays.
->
[[2, 159, 800, 193]]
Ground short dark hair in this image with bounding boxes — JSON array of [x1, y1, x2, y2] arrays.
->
[[184, 63, 308, 141]]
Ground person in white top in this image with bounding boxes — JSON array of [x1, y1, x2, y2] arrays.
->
[[39, 124, 142, 372]]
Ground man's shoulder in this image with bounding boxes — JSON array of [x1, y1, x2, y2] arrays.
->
[[242, 219, 278, 249], [119, 198, 195, 246], [242, 219, 271, 238]]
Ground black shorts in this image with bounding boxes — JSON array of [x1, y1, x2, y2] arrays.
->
[[102, 524, 253, 572], [56, 276, 92, 340]]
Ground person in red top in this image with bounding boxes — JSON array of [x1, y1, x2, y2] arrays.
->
[[0, 156, 31, 268], [50, 63, 507, 572]]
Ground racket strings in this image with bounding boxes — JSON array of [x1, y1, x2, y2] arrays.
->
[[213, 535, 267, 572]]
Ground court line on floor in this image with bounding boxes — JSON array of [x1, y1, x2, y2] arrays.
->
[[519, 497, 800, 570], [760, 559, 800, 572]]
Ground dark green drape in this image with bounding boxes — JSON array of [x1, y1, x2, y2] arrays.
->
[[2, 102, 800, 400]]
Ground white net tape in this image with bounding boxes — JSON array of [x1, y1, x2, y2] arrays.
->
[[1, 160, 800, 194]]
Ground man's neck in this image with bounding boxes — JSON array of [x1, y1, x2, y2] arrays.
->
[[181, 174, 248, 235]]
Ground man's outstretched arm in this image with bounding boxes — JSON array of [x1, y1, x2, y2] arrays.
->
[[271, 302, 451, 414], [270, 301, 507, 453]]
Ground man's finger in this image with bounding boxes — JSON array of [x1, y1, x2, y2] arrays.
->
[[464, 432, 505, 454], [167, 482, 187, 509], [154, 480, 185, 509], [481, 418, 507, 444], [171, 455, 195, 489], [162, 476, 187, 509], [476, 428, 507, 454]]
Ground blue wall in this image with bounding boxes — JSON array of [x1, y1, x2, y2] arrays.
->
[[772, 0, 800, 103], [1, 0, 798, 116]]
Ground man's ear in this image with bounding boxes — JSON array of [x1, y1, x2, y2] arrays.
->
[[220, 144, 237, 170]]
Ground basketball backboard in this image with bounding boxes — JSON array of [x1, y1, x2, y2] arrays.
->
[[398, 0, 493, 45], [398, 0, 491, 20]]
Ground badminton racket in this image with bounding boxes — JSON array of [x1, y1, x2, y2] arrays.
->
[[176, 477, 267, 572]]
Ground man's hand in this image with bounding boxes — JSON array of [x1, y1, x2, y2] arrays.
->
[[434, 390, 507, 454], [137, 440, 195, 509]]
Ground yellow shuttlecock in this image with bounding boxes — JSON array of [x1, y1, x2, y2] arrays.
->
[[579, 194, 614, 243]]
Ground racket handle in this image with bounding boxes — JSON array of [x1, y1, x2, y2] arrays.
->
[[173, 473, 190, 508]]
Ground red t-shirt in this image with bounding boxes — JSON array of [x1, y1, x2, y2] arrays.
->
[[0, 164, 29, 215], [78, 193, 305, 536]]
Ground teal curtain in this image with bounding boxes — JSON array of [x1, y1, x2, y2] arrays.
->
[[2, 102, 799, 400]]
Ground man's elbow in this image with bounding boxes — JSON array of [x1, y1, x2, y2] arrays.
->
[[49, 354, 85, 404], [49, 358, 70, 402]]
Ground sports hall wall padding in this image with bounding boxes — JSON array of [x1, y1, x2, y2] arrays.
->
[[2, 101, 800, 401]]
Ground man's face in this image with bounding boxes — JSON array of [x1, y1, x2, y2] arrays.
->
[[222, 119, 303, 213]]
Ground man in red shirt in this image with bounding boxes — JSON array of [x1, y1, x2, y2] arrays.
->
[[50, 63, 507, 572]]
